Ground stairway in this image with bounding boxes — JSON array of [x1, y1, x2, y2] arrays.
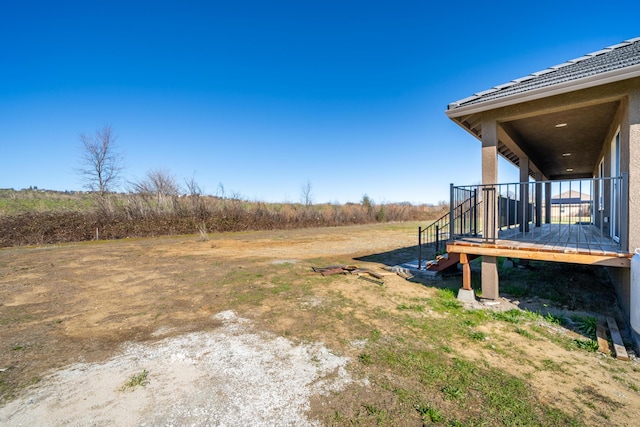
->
[[424, 252, 461, 272]]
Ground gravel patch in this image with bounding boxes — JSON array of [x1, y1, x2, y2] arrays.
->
[[0, 311, 354, 426]]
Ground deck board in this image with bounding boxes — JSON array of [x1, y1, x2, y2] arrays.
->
[[448, 223, 631, 267]]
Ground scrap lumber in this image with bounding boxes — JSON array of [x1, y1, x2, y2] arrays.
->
[[596, 319, 611, 355], [320, 267, 347, 276], [606, 316, 630, 361], [350, 268, 384, 280], [312, 265, 357, 276], [313, 265, 386, 284]]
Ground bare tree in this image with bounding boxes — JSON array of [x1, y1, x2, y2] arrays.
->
[[78, 125, 123, 196], [185, 173, 203, 197], [185, 173, 208, 219], [131, 168, 181, 208], [300, 180, 313, 206]]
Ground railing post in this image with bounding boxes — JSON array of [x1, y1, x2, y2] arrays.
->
[[418, 226, 422, 270], [449, 183, 455, 242], [435, 225, 440, 253], [472, 189, 478, 236], [621, 173, 629, 252]]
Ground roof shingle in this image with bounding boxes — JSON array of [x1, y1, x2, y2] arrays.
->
[[448, 37, 640, 110]]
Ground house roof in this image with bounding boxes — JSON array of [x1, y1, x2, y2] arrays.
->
[[551, 190, 592, 204], [445, 37, 640, 181], [447, 37, 640, 113]]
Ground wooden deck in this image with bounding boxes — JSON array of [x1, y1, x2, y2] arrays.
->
[[447, 223, 631, 267]]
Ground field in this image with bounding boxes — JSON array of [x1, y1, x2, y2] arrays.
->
[[1, 222, 639, 426]]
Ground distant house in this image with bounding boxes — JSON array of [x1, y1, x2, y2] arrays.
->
[[550, 190, 592, 220], [443, 37, 640, 352]]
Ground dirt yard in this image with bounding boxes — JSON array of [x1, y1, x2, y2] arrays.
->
[[1, 223, 639, 426]]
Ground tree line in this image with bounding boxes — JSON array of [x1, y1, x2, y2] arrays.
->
[[0, 125, 447, 246]]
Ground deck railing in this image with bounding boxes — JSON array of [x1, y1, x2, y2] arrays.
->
[[417, 189, 481, 268], [450, 175, 627, 252]]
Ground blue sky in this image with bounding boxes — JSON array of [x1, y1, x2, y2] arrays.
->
[[1, 1, 638, 204]]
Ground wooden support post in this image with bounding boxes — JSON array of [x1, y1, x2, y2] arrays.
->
[[460, 253, 471, 291]]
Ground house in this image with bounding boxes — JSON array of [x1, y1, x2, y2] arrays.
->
[[444, 37, 640, 351], [549, 190, 592, 221]]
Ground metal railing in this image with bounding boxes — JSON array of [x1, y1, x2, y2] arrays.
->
[[418, 189, 481, 268], [449, 175, 627, 251]]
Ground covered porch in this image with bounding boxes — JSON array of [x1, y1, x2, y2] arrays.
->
[[442, 36, 640, 352], [441, 176, 632, 297]]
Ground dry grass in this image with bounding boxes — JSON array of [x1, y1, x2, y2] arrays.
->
[[1, 223, 638, 426]]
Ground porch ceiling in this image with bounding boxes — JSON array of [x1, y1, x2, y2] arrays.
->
[[501, 101, 620, 179], [457, 100, 620, 179]]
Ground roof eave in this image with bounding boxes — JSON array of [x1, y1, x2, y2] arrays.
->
[[445, 64, 640, 120]]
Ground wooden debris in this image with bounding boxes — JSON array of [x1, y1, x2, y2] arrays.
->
[[312, 265, 356, 275], [320, 267, 346, 276], [606, 316, 629, 361], [312, 265, 385, 284], [596, 319, 611, 355], [350, 268, 384, 279]]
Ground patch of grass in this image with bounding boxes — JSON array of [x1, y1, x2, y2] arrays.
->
[[120, 370, 149, 391], [515, 327, 536, 339], [571, 315, 598, 337], [442, 384, 464, 400], [396, 303, 425, 312], [0, 307, 36, 326], [575, 385, 623, 412], [468, 330, 487, 341], [358, 353, 373, 366], [415, 402, 443, 423], [362, 403, 390, 424], [269, 282, 292, 295], [431, 288, 462, 312], [540, 359, 564, 372], [492, 308, 527, 323], [572, 339, 599, 352], [544, 312, 564, 325], [367, 342, 581, 425], [462, 318, 479, 327]]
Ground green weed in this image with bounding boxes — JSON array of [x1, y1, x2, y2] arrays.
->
[[468, 330, 487, 341], [358, 353, 373, 366], [120, 369, 149, 391], [572, 339, 598, 352], [571, 315, 598, 337], [442, 385, 464, 400], [415, 403, 443, 422], [544, 313, 563, 325]]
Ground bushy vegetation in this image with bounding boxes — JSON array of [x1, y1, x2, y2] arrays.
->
[[0, 189, 446, 247]]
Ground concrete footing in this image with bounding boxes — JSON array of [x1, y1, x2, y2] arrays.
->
[[457, 288, 476, 303]]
